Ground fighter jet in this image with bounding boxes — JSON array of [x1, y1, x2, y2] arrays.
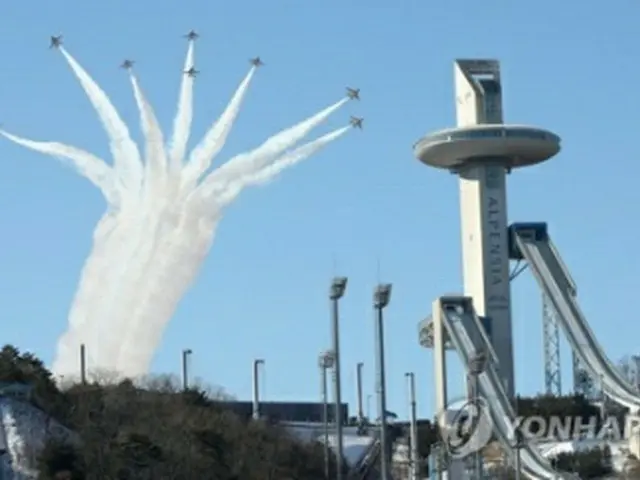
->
[[50, 35, 63, 49], [350, 116, 364, 129], [120, 60, 135, 70], [346, 87, 360, 100], [184, 66, 199, 77], [184, 30, 199, 41], [250, 57, 264, 67]]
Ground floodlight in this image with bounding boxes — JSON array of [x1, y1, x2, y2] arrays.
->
[[330, 276, 348, 300], [328, 276, 347, 480], [418, 317, 431, 347], [373, 282, 392, 478], [373, 283, 392, 308], [318, 354, 325, 369], [319, 350, 335, 369]]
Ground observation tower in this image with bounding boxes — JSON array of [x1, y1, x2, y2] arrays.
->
[[414, 59, 561, 397]]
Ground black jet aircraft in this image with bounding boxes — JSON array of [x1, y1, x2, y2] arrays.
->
[[346, 87, 360, 100], [184, 30, 199, 41], [120, 60, 135, 70], [250, 57, 264, 67], [350, 116, 364, 129], [184, 66, 199, 77], [50, 35, 63, 49]]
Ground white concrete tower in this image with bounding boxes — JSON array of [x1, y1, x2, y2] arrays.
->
[[414, 59, 560, 398], [454, 60, 513, 397]]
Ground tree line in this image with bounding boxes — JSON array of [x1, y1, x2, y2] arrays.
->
[[0, 345, 335, 479], [0, 344, 636, 479]]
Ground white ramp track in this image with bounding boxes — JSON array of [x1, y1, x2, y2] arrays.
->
[[512, 224, 640, 411], [435, 296, 564, 480]]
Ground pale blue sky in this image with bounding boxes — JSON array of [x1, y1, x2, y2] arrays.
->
[[0, 1, 638, 421]]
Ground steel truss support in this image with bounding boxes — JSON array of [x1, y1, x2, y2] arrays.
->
[[542, 294, 562, 396]]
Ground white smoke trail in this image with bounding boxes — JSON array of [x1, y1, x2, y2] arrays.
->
[[114, 205, 206, 374], [59, 48, 142, 190], [183, 67, 256, 184], [83, 74, 172, 366], [5, 42, 352, 377], [0, 131, 117, 204], [43, 52, 153, 372], [53, 208, 136, 373], [67, 74, 174, 371], [215, 126, 351, 208], [129, 74, 167, 188], [199, 126, 351, 210], [196, 98, 348, 200], [115, 128, 350, 373], [90, 215, 155, 369], [0, 129, 126, 373], [168, 41, 195, 172]]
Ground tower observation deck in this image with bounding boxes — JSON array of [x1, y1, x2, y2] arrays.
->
[[413, 59, 561, 397]]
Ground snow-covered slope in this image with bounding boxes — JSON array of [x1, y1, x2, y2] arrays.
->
[[0, 395, 74, 479], [283, 421, 375, 466], [484, 438, 639, 476], [539, 439, 636, 474]]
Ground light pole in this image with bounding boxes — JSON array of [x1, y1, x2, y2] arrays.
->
[[356, 362, 365, 425], [374, 283, 392, 480], [79, 344, 87, 385], [513, 426, 524, 480], [319, 350, 335, 480], [329, 276, 347, 480], [181, 348, 192, 391], [599, 373, 608, 425], [252, 358, 265, 420], [405, 372, 419, 480]]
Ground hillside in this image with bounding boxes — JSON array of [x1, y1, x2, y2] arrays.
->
[[0, 345, 335, 479]]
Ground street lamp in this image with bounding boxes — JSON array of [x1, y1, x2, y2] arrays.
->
[[512, 425, 525, 480], [319, 350, 335, 480], [79, 344, 87, 385], [374, 283, 392, 480], [181, 348, 193, 391], [252, 358, 265, 420], [329, 276, 347, 480], [355, 362, 367, 427], [405, 372, 419, 480]]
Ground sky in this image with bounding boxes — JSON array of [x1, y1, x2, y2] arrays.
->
[[0, 0, 639, 422]]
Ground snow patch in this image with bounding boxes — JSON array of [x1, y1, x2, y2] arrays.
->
[[0, 395, 74, 479], [538, 438, 636, 474], [283, 421, 375, 466]]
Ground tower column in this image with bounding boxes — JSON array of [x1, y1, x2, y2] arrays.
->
[[459, 161, 514, 397], [414, 58, 561, 403], [455, 60, 514, 397]]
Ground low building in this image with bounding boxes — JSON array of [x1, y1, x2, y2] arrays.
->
[[217, 400, 349, 424]]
